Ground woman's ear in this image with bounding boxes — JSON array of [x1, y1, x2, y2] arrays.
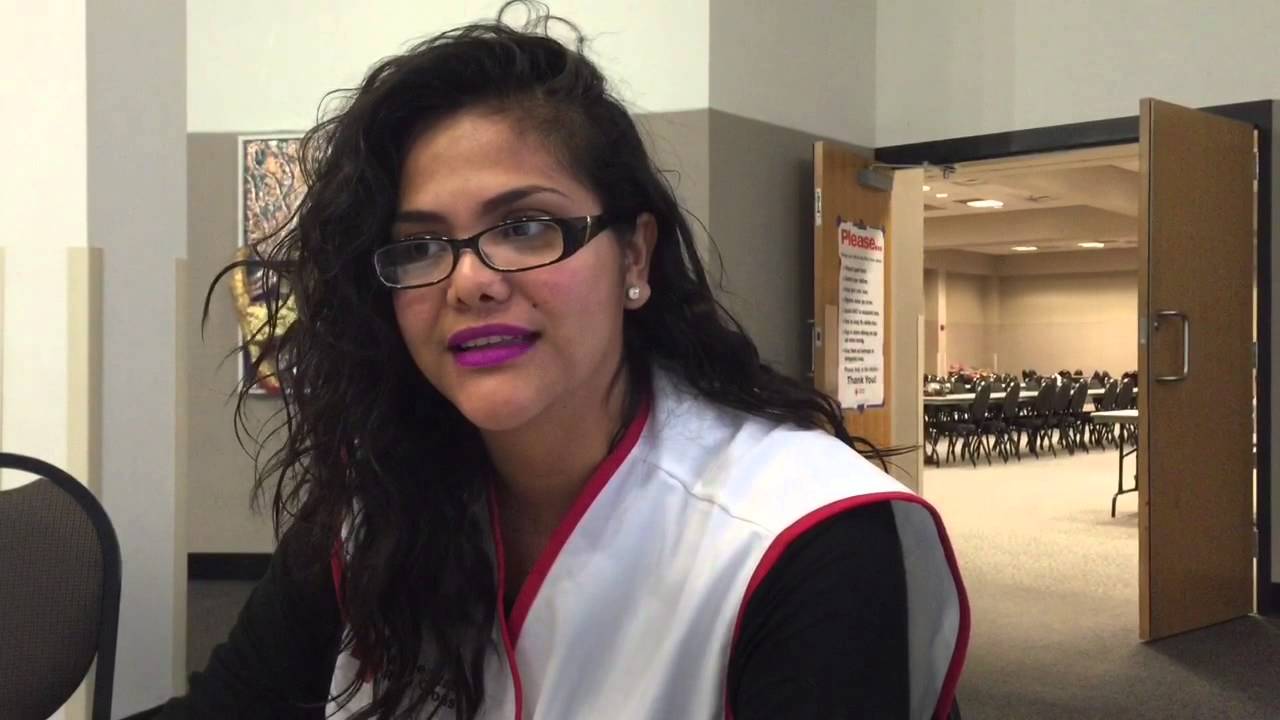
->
[[622, 212, 658, 308]]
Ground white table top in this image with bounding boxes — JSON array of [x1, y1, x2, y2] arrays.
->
[[924, 389, 1037, 405], [1091, 409, 1138, 424], [924, 386, 1124, 406]]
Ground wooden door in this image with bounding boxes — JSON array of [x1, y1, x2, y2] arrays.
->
[[813, 142, 914, 453], [1138, 98, 1256, 640]]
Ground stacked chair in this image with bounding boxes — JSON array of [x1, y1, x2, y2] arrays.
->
[[1039, 380, 1073, 457], [926, 369, 1134, 466], [1060, 381, 1091, 455], [935, 381, 993, 467], [1088, 379, 1121, 447], [984, 377, 1022, 463], [1012, 382, 1057, 460]]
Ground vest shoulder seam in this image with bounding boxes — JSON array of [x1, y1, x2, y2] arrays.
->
[[635, 456, 777, 536]]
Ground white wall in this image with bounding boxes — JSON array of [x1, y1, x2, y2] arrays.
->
[[0, 0, 86, 483], [876, 0, 1280, 145], [0, 4, 89, 718], [710, 0, 877, 145], [187, 0, 710, 132]]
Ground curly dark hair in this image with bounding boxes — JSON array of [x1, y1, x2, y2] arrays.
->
[[211, 3, 887, 718]]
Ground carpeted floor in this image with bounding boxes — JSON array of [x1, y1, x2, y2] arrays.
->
[[187, 579, 254, 676], [925, 444, 1280, 719]]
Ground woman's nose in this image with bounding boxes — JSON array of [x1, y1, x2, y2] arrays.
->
[[447, 249, 511, 307]]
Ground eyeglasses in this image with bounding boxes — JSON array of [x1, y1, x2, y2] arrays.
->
[[373, 214, 617, 289]]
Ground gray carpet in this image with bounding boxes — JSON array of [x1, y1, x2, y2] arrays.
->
[[187, 579, 255, 675], [926, 446, 1280, 719]]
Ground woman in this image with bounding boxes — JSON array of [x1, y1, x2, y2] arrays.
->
[[161, 5, 967, 719]]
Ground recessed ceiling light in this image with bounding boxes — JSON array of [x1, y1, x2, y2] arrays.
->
[[966, 199, 1005, 209], [935, 193, 949, 198], [1078, 241, 1106, 249], [922, 185, 932, 192], [1011, 245, 1039, 252]]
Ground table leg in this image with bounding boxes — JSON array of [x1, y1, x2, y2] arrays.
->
[[1112, 444, 1124, 517], [1111, 442, 1138, 518]]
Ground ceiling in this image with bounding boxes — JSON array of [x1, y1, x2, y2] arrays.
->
[[922, 144, 1140, 255]]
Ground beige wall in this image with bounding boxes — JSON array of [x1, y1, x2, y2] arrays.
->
[[924, 270, 939, 375], [186, 134, 280, 554], [997, 272, 1138, 377], [929, 255, 1139, 377], [637, 110, 713, 261], [708, 110, 839, 378], [944, 272, 996, 371]]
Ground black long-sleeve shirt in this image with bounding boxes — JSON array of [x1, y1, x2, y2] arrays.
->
[[144, 503, 913, 719]]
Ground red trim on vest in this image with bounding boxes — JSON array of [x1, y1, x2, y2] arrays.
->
[[503, 395, 652, 645], [489, 493, 526, 720], [723, 492, 970, 720], [331, 538, 379, 683], [331, 539, 345, 619]]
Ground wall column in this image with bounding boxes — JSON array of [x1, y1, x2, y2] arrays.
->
[[87, 0, 189, 712]]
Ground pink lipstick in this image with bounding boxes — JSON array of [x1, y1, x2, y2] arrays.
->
[[447, 323, 539, 369]]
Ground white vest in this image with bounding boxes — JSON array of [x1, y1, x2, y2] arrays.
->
[[329, 369, 968, 719]]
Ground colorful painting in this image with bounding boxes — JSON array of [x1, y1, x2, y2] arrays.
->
[[235, 135, 305, 395]]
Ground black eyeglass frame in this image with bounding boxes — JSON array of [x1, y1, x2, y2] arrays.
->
[[373, 214, 618, 289]]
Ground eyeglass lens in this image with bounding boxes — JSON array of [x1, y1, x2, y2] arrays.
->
[[377, 220, 566, 287]]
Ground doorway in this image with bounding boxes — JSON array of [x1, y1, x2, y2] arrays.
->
[[877, 100, 1274, 621], [867, 99, 1276, 717]]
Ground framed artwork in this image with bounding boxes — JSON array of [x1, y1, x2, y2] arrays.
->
[[234, 134, 305, 395]]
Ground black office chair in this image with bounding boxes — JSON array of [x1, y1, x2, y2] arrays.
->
[[0, 452, 121, 720]]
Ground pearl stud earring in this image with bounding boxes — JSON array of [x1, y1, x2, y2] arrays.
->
[[626, 286, 641, 301]]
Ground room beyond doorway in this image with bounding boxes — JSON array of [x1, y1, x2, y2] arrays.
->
[[920, 144, 1142, 379], [916, 139, 1259, 609]]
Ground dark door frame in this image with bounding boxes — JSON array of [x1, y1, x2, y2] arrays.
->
[[877, 100, 1276, 617]]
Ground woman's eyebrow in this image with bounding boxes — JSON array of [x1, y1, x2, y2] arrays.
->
[[393, 185, 569, 227]]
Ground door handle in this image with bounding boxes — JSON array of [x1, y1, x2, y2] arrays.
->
[[1154, 310, 1190, 382]]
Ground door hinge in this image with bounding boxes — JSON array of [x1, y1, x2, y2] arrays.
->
[[814, 188, 822, 227], [808, 318, 817, 377]]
